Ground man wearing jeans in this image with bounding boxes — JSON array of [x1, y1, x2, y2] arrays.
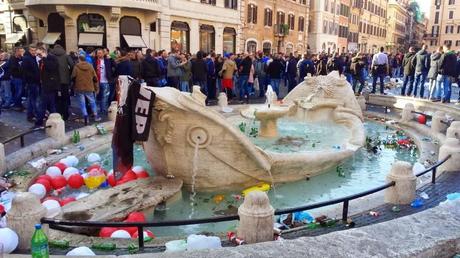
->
[[22, 45, 41, 123], [413, 44, 430, 98], [371, 47, 388, 94], [94, 49, 114, 115], [0, 52, 12, 108], [237, 54, 252, 103], [71, 55, 100, 125], [9, 47, 24, 109], [437, 42, 457, 103]]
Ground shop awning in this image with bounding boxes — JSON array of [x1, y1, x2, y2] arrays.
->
[[78, 33, 103, 46], [122, 35, 147, 48], [41, 32, 61, 45], [5, 33, 24, 44]]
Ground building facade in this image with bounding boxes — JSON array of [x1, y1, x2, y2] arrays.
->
[[1, 0, 241, 54], [308, 0, 340, 54], [337, 0, 350, 53], [357, 0, 388, 54], [425, 0, 460, 52], [241, 0, 309, 55], [348, 0, 360, 52], [385, 0, 409, 52]]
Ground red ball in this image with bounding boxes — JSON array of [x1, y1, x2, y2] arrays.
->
[[136, 172, 149, 179], [107, 174, 117, 187], [60, 197, 76, 206], [418, 115, 426, 124], [54, 162, 67, 173], [67, 174, 84, 189], [116, 178, 131, 186], [51, 176, 67, 189], [122, 170, 138, 181], [37, 174, 53, 182], [35, 179, 52, 193], [126, 212, 146, 222], [99, 227, 118, 238]]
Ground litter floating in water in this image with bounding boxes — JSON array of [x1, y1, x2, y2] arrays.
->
[[391, 206, 401, 212], [369, 211, 380, 217], [420, 192, 429, 200], [213, 194, 225, 204], [227, 232, 245, 245], [165, 240, 187, 253], [187, 234, 222, 250], [242, 182, 271, 196], [410, 198, 424, 208], [293, 211, 314, 224], [446, 192, 460, 201]]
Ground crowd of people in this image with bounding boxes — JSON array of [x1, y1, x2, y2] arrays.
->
[[0, 42, 460, 127]]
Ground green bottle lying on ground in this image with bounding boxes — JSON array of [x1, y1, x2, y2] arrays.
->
[[31, 224, 49, 258]]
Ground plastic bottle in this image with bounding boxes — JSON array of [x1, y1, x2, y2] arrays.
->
[[49, 239, 69, 249], [31, 224, 49, 258]]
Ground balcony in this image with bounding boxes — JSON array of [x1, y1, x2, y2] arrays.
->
[[25, 0, 160, 11]]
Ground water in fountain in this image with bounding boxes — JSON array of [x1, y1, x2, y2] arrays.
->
[[189, 141, 200, 218], [265, 85, 274, 108]]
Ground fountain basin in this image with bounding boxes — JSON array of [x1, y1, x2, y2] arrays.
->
[[144, 72, 365, 190]]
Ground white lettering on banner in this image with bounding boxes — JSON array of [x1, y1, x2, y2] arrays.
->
[[135, 86, 153, 135]]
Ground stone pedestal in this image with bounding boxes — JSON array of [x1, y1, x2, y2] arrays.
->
[[45, 113, 66, 142], [237, 191, 274, 244], [254, 106, 292, 138], [191, 86, 207, 106], [7, 192, 47, 250], [438, 138, 460, 173], [357, 95, 366, 111], [108, 101, 118, 121], [431, 111, 447, 134], [0, 143, 5, 174], [400, 103, 415, 123], [218, 93, 228, 108], [446, 121, 460, 139], [384, 161, 416, 205]]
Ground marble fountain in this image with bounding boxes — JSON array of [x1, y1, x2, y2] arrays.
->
[[144, 71, 365, 190]]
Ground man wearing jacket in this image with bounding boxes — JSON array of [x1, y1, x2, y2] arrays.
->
[[0, 52, 12, 109], [9, 47, 24, 109], [22, 46, 41, 123], [94, 48, 114, 115], [286, 54, 298, 92], [412, 45, 430, 98], [437, 42, 457, 103], [36, 47, 60, 126], [51, 44, 74, 121], [141, 49, 160, 87], [401, 47, 417, 96]]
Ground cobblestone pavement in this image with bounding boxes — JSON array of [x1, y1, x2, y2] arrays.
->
[[282, 171, 460, 239]]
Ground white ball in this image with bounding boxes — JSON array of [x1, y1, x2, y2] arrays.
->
[[42, 199, 62, 218], [87, 153, 101, 164], [66, 246, 96, 256], [131, 166, 145, 174], [59, 158, 73, 167], [46, 166, 62, 178], [66, 155, 79, 167], [0, 228, 19, 253], [110, 229, 131, 239], [28, 184, 46, 199], [63, 167, 80, 180]]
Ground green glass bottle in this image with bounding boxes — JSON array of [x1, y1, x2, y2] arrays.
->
[[92, 242, 116, 251], [31, 224, 49, 258], [49, 239, 69, 249]]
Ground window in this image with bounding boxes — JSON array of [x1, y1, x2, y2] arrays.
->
[[171, 21, 190, 53], [323, 20, 328, 33], [451, 25, 454, 33], [325, 0, 329, 11], [456, 40, 460, 46], [200, 24, 215, 53], [288, 14, 295, 30], [444, 40, 452, 46], [119, 16, 142, 49], [448, 0, 455, 4], [264, 8, 273, 26], [263, 42, 271, 55], [435, 12, 439, 24], [12, 15, 27, 33], [276, 11, 285, 25], [458, 25, 460, 33], [200, 0, 216, 5], [223, 27, 236, 54], [331, 3, 335, 14], [77, 13, 106, 47], [247, 4, 257, 24], [449, 11, 454, 19], [446, 25, 449, 33], [298, 16, 305, 32], [224, 0, 238, 9], [246, 40, 257, 53]]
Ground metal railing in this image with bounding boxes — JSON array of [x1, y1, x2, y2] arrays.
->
[[1, 125, 51, 147], [41, 155, 451, 249]]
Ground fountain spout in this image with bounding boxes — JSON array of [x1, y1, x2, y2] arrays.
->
[[265, 85, 275, 108]]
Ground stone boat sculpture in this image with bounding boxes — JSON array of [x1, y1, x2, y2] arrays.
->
[[143, 72, 365, 190]]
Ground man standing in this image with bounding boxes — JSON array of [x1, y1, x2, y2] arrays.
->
[[9, 47, 24, 109], [71, 55, 100, 125], [401, 47, 417, 96], [427, 46, 442, 101], [51, 44, 74, 121], [266, 54, 284, 97], [286, 54, 298, 92], [167, 51, 182, 89], [412, 44, 430, 98], [22, 45, 41, 123], [351, 52, 366, 94], [371, 47, 389, 94], [36, 47, 60, 126], [206, 53, 217, 100], [437, 42, 457, 103], [141, 49, 160, 87], [0, 52, 12, 109], [94, 48, 114, 115], [220, 53, 237, 99], [238, 54, 253, 102]]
